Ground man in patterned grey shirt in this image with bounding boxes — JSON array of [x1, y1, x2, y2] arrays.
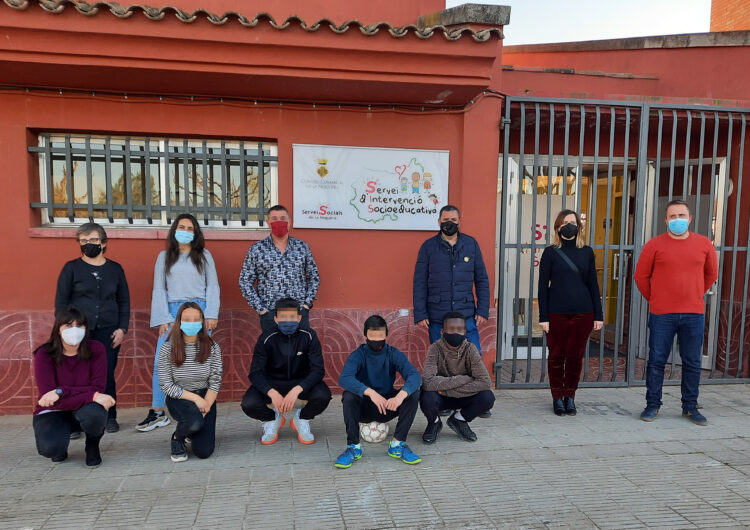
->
[[239, 205, 320, 333]]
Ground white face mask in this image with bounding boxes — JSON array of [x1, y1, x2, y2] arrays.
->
[[61, 326, 86, 346]]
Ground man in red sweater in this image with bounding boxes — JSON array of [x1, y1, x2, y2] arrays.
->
[[634, 200, 718, 425]]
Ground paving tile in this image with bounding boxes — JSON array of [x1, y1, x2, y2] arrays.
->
[[1, 387, 749, 529]]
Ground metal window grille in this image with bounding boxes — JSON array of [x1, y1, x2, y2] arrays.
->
[[29, 134, 279, 227]]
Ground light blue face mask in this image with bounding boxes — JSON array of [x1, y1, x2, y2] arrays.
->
[[175, 230, 194, 245], [180, 321, 203, 337], [668, 218, 689, 236]]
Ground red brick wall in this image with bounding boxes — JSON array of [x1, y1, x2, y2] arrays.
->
[[711, 0, 750, 31]]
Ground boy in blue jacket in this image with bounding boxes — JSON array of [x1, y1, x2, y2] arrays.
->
[[335, 315, 422, 468]]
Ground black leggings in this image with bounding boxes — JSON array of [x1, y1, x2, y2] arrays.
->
[[90, 326, 120, 419], [32, 402, 107, 459], [165, 390, 217, 459]]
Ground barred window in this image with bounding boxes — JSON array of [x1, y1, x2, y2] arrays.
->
[[29, 134, 278, 227]]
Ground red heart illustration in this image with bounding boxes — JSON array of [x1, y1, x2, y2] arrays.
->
[[395, 165, 407, 178]]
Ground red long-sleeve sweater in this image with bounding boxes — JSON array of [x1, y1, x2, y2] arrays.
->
[[33, 340, 107, 415], [634, 232, 718, 315]]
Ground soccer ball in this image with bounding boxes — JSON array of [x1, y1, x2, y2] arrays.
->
[[359, 421, 389, 443]]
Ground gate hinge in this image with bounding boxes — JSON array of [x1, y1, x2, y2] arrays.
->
[[500, 117, 511, 130]]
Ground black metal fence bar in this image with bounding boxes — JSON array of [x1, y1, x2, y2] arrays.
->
[[715, 115, 733, 377], [29, 134, 278, 226], [258, 142, 267, 227], [64, 134, 74, 222]]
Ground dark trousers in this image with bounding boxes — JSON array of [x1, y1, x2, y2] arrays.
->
[[165, 389, 217, 459], [646, 312, 705, 409], [342, 389, 419, 445], [90, 325, 120, 419], [241, 380, 332, 422], [259, 308, 311, 334], [32, 402, 107, 459], [420, 389, 495, 424], [546, 312, 594, 399]]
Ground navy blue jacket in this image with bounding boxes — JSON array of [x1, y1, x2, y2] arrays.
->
[[413, 232, 490, 323], [338, 344, 421, 397]]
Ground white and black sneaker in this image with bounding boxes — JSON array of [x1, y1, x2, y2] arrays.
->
[[136, 409, 171, 432], [170, 437, 188, 463]]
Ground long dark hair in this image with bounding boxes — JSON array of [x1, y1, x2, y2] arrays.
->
[[165, 213, 206, 275], [169, 302, 214, 367], [34, 305, 93, 365]]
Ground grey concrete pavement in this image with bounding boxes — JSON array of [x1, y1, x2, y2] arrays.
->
[[1, 385, 750, 529]]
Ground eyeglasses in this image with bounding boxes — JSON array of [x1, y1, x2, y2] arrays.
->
[[78, 237, 101, 244]]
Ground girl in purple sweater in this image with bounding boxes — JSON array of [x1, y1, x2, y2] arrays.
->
[[33, 305, 115, 467]]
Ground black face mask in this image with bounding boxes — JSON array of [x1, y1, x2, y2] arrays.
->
[[444, 333, 466, 348], [366, 339, 386, 352], [81, 243, 103, 258], [440, 221, 459, 236], [559, 223, 578, 240]]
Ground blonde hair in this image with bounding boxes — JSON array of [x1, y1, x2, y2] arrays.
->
[[551, 209, 585, 248]]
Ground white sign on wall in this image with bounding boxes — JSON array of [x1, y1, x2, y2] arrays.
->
[[292, 144, 449, 230]]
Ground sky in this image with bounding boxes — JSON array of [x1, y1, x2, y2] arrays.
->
[[445, 0, 711, 45]]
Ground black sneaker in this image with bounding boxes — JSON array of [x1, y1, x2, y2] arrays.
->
[[69, 430, 82, 440], [85, 439, 102, 467], [106, 418, 119, 433], [422, 419, 443, 444], [478, 411, 492, 418], [446, 413, 477, 442], [51, 452, 68, 463], [438, 409, 452, 417], [171, 437, 188, 463], [136, 409, 171, 432]]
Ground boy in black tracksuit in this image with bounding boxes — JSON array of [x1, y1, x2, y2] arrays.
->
[[241, 298, 331, 445]]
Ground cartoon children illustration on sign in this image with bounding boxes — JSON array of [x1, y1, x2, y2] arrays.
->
[[423, 172, 432, 191], [400, 176, 409, 192], [428, 194, 439, 205], [411, 172, 421, 193]]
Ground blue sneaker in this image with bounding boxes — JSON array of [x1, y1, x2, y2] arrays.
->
[[334, 444, 363, 469], [387, 442, 422, 465], [683, 408, 708, 426], [640, 406, 660, 422]]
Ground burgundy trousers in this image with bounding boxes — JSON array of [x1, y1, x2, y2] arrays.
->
[[546, 312, 594, 399]]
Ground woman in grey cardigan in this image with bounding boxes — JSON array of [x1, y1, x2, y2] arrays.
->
[[136, 214, 220, 432]]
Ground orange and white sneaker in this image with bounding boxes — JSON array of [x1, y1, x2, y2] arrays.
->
[[291, 409, 315, 445], [261, 412, 285, 445]]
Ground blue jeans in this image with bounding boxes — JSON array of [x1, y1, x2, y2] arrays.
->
[[428, 316, 481, 356], [646, 312, 705, 410], [152, 299, 207, 408]]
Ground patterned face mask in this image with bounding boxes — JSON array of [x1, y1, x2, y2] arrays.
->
[[270, 221, 289, 238]]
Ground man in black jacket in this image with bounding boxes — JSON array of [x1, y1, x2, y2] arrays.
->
[[413, 205, 490, 352], [241, 298, 331, 445]]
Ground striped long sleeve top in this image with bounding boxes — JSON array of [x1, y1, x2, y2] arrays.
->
[[157, 340, 223, 399]]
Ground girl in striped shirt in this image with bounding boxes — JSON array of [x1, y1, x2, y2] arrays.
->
[[158, 302, 223, 462]]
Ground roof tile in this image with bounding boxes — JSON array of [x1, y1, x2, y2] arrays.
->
[[3, 0, 504, 42]]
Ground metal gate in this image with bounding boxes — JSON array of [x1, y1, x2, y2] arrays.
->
[[495, 97, 750, 388]]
